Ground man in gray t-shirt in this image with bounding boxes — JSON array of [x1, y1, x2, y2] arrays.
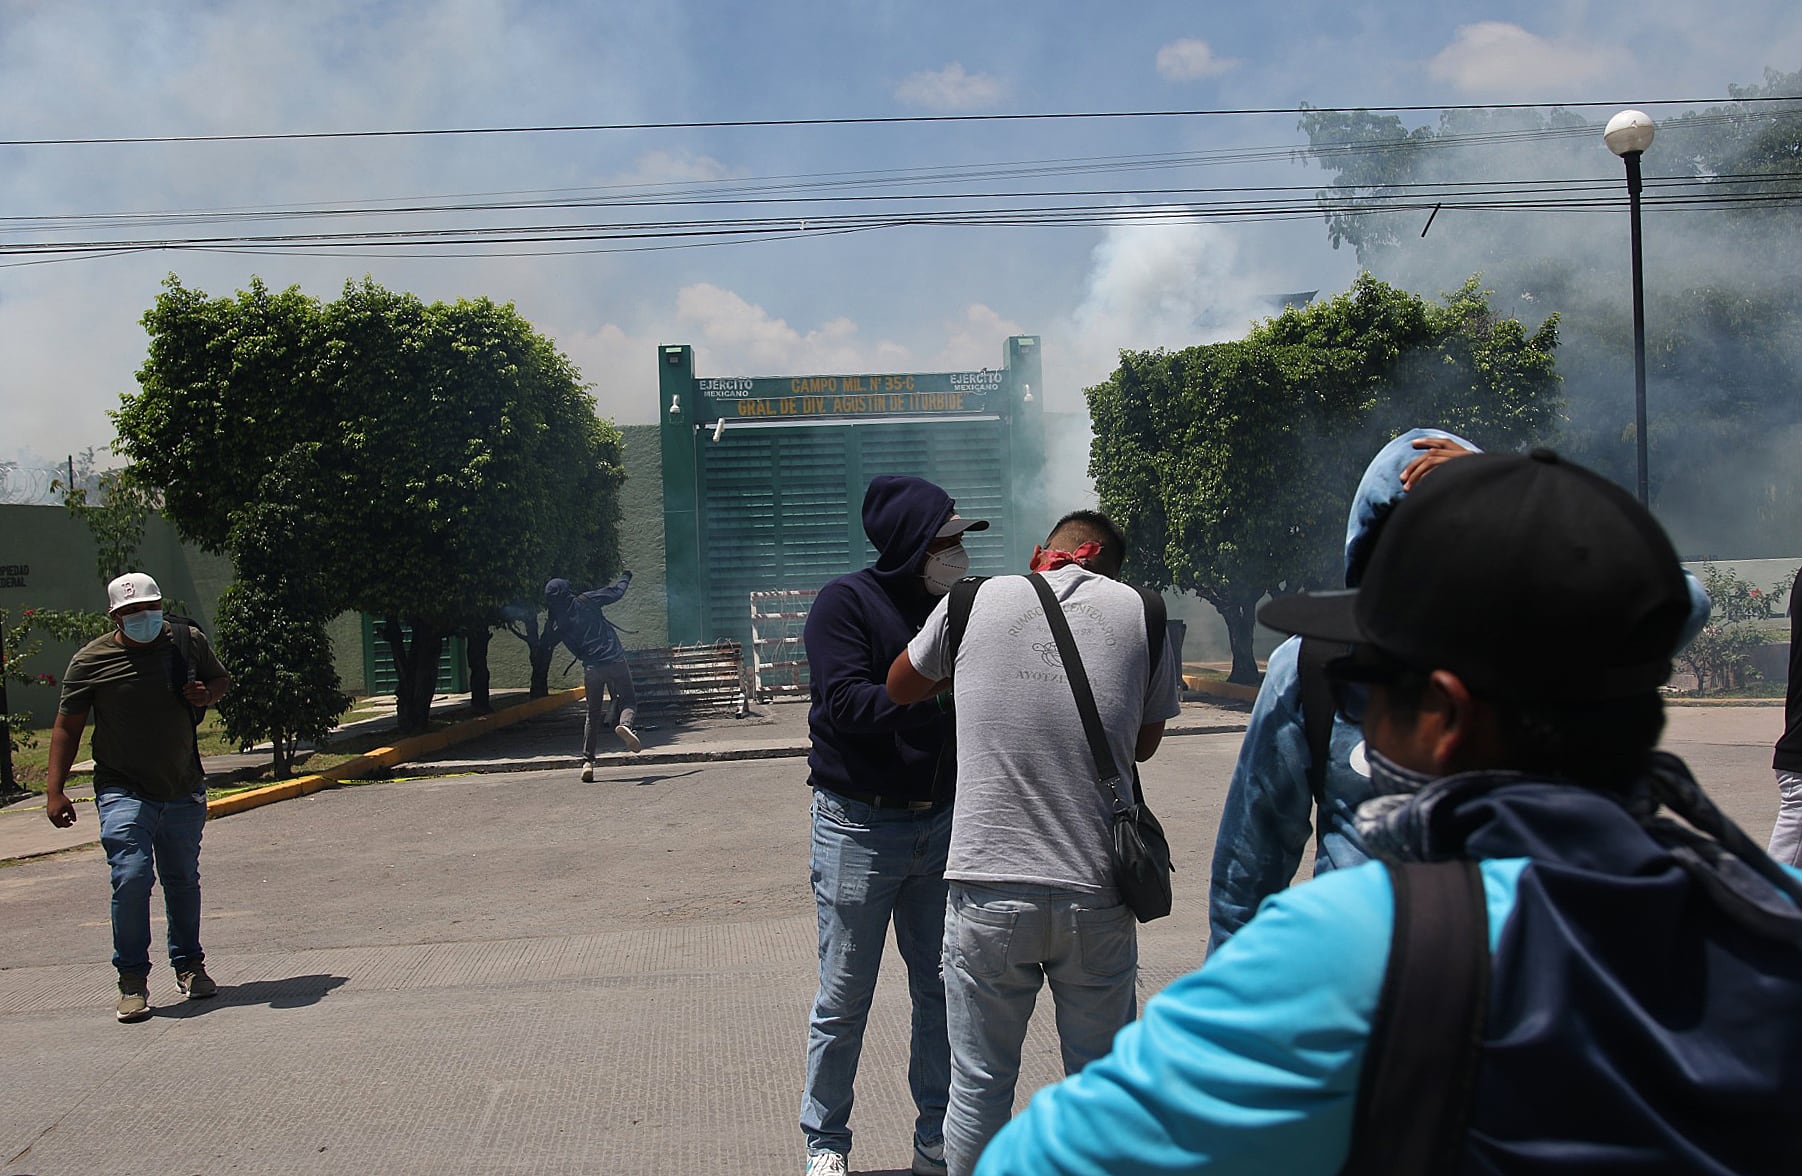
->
[[888, 510, 1181, 1176]]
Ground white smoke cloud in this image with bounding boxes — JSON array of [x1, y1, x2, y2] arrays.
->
[[1055, 218, 1288, 410], [1155, 39, 1240, 82], [1427, 22, 1632, 94], [894, 63, 1006, 111]]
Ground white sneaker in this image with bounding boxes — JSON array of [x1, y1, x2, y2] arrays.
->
[[805, 1152, 848, 1176], [615, 723, 642, 753], [580, 762, 594, 783]]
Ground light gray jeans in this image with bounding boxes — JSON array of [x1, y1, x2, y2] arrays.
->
[[1769, 770, 1802, 867], [940, 881, 1136, 1176]]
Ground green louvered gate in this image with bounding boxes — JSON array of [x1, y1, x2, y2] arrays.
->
[[696, 420, 1014, 647], [660, 338, 1048, 649]]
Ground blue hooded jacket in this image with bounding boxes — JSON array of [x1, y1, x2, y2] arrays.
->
[[1207, 430, 1714, 949], [545, 574, 631, 665], [804, 475, 958, 802]]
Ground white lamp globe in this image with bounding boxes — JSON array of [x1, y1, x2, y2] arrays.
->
[[1604, 110, 1656, 157]]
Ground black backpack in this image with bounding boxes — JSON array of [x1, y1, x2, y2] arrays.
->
[[164, 613, 209, 727]]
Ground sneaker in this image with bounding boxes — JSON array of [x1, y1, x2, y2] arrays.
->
[[805, 1153, 848, 1176], [615, 723, 642, 753], [580, 761, 595, 783], [116, 974, 151, 1022], [912, 1138, 947, 1176], [176, 965, 218, 999]]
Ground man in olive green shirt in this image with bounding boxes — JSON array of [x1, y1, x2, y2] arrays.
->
[[46, 572, 231, 1022]]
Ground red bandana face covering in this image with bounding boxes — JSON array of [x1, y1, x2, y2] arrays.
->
[[1029, 541, 1103, 572]]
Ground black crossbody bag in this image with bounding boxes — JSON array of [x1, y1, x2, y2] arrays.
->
[[1026, 573, 1174, 923]]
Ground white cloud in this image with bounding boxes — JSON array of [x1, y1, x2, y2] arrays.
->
[[609, 149, 744, 190], [894, 63, 1005, 112], [1427, 22, 1631, 93], [1155, 39, 1239, 82], [560, 291, 1037, 424], [931, 304, 1030, 371]]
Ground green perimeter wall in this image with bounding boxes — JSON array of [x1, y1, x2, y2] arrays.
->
[[0, 504, 233, 730]]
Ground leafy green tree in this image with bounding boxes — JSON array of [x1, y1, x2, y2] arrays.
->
[[1295, 71, 1802, 556], [1675, 562, 1790, 695], [56, 458, 160, 585], [117, 276, 625, 734], [212, 448, 350, 775], [1089, 275, 1561, 683]]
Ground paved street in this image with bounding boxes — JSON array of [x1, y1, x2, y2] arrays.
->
[[0, 700, 1786, 1175]]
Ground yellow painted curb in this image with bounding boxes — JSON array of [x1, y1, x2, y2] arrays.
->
[[206, 687, 584, 819], [1183, 676, 1261, 704]]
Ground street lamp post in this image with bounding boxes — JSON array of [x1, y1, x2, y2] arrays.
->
[[1605, 109, 1656, 506]]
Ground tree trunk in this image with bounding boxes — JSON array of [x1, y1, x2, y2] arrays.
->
[[385, 619, 446, 735], [528, 617, 559, 697], [468, 627, 493, 714], [1219, 599, 1263, 686], [272, 729, 293, 780]]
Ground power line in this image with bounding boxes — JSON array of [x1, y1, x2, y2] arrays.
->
[[4, 97, 1798, 147]]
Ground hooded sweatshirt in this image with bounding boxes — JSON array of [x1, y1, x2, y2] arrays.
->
[[545, 574, 631, 665], [978, 756, 1802, 1175], [804, 475, 957, 802], [1207, 429, 1716, 950]]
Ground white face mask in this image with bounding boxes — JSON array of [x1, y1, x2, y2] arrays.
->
[[922, 545, 970, 596], [119, 609, 164, 643]]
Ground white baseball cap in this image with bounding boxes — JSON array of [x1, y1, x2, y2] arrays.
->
[[106, 572, 163, 614]]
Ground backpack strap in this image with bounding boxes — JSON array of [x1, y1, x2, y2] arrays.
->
[[1344, 859, 1490, 1176], [163, 617, 206, 772], [1296, 637, 1339, 806], [944, 576, 988, 671], [1131, 586, 1167, 694]]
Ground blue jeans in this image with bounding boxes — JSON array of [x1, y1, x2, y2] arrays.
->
[[801, 787, 952, 1158], [96, 785, 207, 977], [941, 881, 1137, 1176]]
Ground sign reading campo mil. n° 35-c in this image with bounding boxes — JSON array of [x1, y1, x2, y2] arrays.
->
[[697, 369, 1007, 420]]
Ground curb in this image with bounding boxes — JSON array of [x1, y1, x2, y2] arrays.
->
[[1183, 677, 1261, 704], [206, 688, 583, 817]]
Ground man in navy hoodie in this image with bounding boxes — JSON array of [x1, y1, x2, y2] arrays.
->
[[800, 475, 986, 1176]]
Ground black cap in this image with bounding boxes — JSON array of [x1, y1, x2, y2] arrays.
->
[[1259, 449, 1691, 703]]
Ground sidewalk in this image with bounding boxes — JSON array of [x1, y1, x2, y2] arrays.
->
[[0, 690, 1252, 864]]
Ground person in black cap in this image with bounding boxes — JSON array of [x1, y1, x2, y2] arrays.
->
[[972, 450, 1802, 1176]]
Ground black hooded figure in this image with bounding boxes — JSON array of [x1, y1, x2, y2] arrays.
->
[[545, 573, 639, 773], [798, 474, 986, 1176]]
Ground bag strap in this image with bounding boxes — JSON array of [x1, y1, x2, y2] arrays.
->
[[1132, 585, 1167, 696], [164, 619, 206, 767], [944, 576, 988, 671], [1026, 573, 1130, 811], [1344, 859, 1490, 1176], [1296, 637, 1340, 806]]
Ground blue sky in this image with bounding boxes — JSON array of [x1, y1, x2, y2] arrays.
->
[[3, 0, 1799, 479]]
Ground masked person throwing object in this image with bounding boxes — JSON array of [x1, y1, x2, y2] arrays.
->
[[43, 572, 232, 1023], [545, 572, 639, 778], [800, 475, 984, 1176]]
